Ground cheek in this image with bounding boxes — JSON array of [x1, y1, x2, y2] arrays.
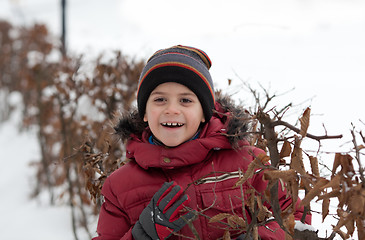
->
[[191, 115, 204, 128], [144, 109, 159, 124], [197, 108, 205, 123]]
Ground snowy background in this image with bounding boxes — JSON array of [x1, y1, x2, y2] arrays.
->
[[1, 0, 365, 239]]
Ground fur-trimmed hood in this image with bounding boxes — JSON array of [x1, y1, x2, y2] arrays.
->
[[113, 94, 253, 148]]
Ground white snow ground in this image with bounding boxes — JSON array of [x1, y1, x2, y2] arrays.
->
[[0, 93, 98, 240]]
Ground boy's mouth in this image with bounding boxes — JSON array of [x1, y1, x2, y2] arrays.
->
[[161, 122, 184, 128]]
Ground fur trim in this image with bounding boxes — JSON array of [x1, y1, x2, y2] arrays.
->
[[214, 94, 253, 148], [113, 110, 146, 141], [113, 94, 253, 147]]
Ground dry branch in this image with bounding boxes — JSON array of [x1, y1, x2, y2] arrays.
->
[[274, 120, 343, 141]]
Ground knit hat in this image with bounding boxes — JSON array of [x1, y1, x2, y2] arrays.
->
[[137, 45, 215, 121]]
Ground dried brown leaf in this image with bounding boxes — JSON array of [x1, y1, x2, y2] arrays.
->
[[223, 230, 231, 240], [356, 219, 365, 240], [332, 153, 353, 176], [285, 233, 293, 240], [348, 188, 365, 215], [256, 197, 265, 222], [332, 153, 342, 176], [322, 197, 330, 222], [245, 189, 256, 211], [257, 197, 272, 222], [283, 213, 295, 235], [227, 215, 246, 229], [235, 159, 259, 187], [345, 217, 355, 237], [299, 107, 311, 137], [334, 229, 347, 240], [300, 178, 328, 207], [321, 174, 341, 191], [317, 189, 340, 201], [227, 216, 236, 229], [257, 153, 270, 164], [264, 169, 297, 183], [333, 209, 352, 232], [290, 136, 305, 175], [309, 156, 319, 176], [280, 141, 292, 158], [355, 144, 365, 151], [228, 78, 232, 86], [209, 213, 231, 223], [255, 137, 267, 151], [340, 154, 354, 175]]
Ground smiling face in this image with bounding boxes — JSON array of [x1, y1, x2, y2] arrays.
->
[[143, 82, 205, 147]]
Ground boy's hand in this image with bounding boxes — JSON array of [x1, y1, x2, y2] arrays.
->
[[132, 181, 196, 240]]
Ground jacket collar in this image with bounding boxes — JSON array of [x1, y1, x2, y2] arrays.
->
[[126, 117, 233, 169]]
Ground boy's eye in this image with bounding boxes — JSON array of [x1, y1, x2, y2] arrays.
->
[[154, 97, 166, 102], [181, 98, 192, 103]]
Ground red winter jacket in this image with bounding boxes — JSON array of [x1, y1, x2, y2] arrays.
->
[[93, 97, 311, 240]]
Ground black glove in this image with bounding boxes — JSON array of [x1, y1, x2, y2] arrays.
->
[[132, 181, 196, 240], [236, 233, 253, 240]]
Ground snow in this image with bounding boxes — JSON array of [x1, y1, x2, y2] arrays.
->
[[0, 93, 97, 240], [294, 220, 316, 232]]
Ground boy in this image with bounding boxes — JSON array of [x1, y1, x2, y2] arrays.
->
[[93, 45, 311, 239]]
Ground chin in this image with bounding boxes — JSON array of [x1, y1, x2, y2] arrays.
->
[[163, 140, 184, 147], [164, 143, 181, 147]]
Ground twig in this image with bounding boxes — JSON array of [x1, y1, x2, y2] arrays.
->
[[360, 130, 365, 144], [243, 201, 259, 240], [274, 120, 343, 141], [239, 174, 249, 225], [351, 125, 365, 187]]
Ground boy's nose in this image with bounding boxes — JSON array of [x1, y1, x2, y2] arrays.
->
[[164, 102, 181, 115]]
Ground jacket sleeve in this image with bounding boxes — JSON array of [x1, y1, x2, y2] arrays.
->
[[251, 169, 312, 240], [92, 177, 134, 240]]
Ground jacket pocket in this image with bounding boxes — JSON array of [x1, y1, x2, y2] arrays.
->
[[198, 186, 249, 239], [200, 185, 247, 212]]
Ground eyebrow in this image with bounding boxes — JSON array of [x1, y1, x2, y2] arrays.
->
[[150, 91, 196, 97]]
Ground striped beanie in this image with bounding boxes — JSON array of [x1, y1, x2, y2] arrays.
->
[[137, 45, 215, 121]]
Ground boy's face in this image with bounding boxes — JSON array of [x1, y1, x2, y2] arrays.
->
[[144, 82, 205, 147]]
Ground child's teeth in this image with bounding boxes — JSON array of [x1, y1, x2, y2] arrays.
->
[[162, 122, 182, 127]]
